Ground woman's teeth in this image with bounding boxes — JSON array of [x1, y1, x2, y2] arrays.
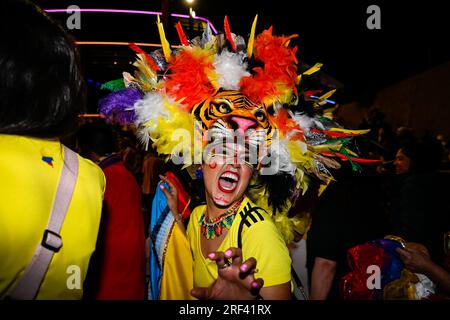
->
[[220, 172, 239, 182], [218, 172, 239, 192]]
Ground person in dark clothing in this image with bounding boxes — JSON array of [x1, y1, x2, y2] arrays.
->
[[389, 143, 450, 265], [77, 120, 146, 300], [307, 165, 388, 300]]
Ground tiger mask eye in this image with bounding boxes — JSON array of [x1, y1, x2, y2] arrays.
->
[[217, 103, 232, 114], [254, 109, 266, 122]]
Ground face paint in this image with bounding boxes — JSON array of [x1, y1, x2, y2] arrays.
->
[[202, 143, 253, 208], [209, 161, 217, 169]]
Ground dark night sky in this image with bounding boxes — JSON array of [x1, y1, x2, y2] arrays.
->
[[33, 0, 450, 108]]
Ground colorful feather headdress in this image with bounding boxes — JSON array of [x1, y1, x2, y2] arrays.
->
[[99, 16, 379, 242]]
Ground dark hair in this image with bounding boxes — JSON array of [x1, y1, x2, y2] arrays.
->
[[399, 140, 442, 174], [77, 120, 117, 157], [0, 0, 85, 138]]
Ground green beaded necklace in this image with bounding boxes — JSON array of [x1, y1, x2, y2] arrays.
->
[[200, 198, 243, 240]]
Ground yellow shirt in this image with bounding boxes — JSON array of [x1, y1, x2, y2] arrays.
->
[[187, 197, 292, 289], [0, 134, 105, 299]]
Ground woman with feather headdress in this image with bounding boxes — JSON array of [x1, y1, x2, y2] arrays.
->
[[99, 16, 376, 299]]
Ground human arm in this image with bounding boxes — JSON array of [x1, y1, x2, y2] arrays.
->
[[309, 257, 337, 300], [159, 174, 185, 233], [396, 247, 450, 293], [241, 221, 292, 300]]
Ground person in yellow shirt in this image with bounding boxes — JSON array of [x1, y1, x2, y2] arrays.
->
[[160, 144, 292, 300], [98, 10, 373, 300], [0, 0, 105, 299]]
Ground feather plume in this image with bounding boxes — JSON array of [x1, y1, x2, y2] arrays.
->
[[175, 21, 189, 46], [101, 79, 125, 92], [156, 15, 172, 62], [129, 43, 160, 72], [247, 15, 258, 58], [165, 47, 217, 110], [98, 88, 142, 124], [214, 50, 250, 90], [240, 28, 298, 104], [224, 16, 236, 52]]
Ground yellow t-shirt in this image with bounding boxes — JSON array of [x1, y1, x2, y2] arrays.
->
[[0, 134, 105, 299], [187, 197, 292, 289]]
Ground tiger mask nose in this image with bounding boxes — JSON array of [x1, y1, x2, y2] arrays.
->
[[230, 116, 257, 136]]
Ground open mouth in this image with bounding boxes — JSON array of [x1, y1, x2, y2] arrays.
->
[[217, 171, 239, 193]]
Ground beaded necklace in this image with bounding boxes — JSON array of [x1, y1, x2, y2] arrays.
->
[[200, 198, 243, 240]]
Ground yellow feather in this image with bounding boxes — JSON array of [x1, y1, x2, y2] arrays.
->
[[303, 62, 323, 75], [247, 15, 258, 58], [318, 89, 336, 101], [313, 89, 336, 108], [344, 148, 359, 157], [328, 128, 371, 135], [157, 15, 171, 62], [146, 100, 195, 163]]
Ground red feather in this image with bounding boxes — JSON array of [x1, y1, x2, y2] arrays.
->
[[311, 128, 361, 138], [224, 16, 236, 52], [175, 22, 189, 46], [240, 29, 298, 104], [304, 90, 322, 97], [321, 152, 382, 163], [271, 108, 304, 139], [129, 42, 160, 72], [165, 49, 216, 110]]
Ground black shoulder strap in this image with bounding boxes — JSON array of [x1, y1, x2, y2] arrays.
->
[[291, 266, 308, 300]]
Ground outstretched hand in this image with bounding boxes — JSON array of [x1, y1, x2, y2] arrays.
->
[[191, 247, 264, 300]]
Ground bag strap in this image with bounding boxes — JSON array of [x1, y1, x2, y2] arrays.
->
[[8, 146, 79, 300], [291, 265, 309, 300]]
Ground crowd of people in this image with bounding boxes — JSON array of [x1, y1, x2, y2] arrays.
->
[[307, 109, 450, 299], [1, 0, 449, 301]]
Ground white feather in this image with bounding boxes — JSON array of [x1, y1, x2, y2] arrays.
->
[[214, 50, 250, 90], [259, 134, 296, 176], [289, 111, 325, 132], [133, 92, 174, 150], [133, 92, 171, 128]]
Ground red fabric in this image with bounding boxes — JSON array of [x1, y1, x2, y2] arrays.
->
[[95, 160, 146, 300], [165, 171, 192, 220], [340, 243, 388, 300]]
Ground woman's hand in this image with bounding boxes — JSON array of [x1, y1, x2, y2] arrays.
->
[[159, 174, 179, 217], [191, 247, 264, 300], [396, 247, 433, 274]]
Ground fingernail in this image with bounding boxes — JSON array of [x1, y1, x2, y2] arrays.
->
[[225, 250, 232, 257], [208, 253, 215, 259], [240, 265, 248, 272], [252, 282, 259, 288], [160, 185, 164, 189]]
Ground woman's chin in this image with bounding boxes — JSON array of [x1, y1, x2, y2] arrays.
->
[[212, 190, 245, 208], [212, 194, 233, 207]]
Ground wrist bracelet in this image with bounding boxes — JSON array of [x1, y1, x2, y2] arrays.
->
[[174, 213, 182, 222]]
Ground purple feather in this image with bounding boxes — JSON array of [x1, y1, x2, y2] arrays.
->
[[98, 88, 143, 124]]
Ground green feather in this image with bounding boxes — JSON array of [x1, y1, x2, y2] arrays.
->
[[100, 79, 125, 91]]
